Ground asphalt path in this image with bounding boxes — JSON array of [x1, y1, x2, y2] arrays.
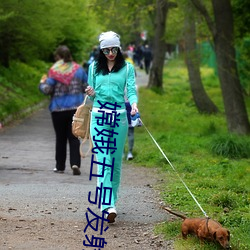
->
[[0, 69, 172, 249]]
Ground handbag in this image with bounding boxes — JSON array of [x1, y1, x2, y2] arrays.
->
[[72, 95, 93, 158]]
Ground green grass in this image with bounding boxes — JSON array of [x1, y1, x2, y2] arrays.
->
[[129, 58, 250, 250], [0, 60, 50, 123]]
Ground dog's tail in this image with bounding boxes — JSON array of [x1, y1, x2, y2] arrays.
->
[[162, 206, 187, 220]]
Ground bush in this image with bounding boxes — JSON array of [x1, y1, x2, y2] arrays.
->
[[210, 134, 250, 159]]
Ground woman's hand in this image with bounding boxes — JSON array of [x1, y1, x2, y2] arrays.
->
[[85, 86, 95, 97], [131, 103, 138, 116]]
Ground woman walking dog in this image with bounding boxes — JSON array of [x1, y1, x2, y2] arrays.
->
[[86, 31, 138, 223]]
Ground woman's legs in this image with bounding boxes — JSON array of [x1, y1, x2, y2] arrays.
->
[[90, 111, 128, 211], [127, 127, 134, 152], [51, 112, 67, 171], [67, 110, 81, 168]]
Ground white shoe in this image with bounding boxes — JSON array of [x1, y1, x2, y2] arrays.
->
[[127, 152, 133, 160], [53, 168, 64, 173], [105, 207, 117, 223]]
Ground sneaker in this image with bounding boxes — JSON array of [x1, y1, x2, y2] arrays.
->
[[105, 207, 117, 223], [53, 168, 64, 173], [127, 152, 133, 160], [72, 165, 81, 175]]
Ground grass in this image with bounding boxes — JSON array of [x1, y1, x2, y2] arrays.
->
[[0, 60, 50, 124], [129, 58, 250, 250]]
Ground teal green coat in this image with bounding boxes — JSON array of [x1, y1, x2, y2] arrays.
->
[[87, 62, 138, 110]]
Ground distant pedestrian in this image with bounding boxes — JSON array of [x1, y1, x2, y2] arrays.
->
[[143, 44, 152, 74], [87, 46, 99, 70], [39, 45, 88, 175], [134, 45, 144, 69]]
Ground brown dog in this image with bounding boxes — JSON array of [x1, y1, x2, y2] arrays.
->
[[162, 207, 231, 249]]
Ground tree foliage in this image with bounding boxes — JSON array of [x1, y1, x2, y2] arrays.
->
[[232, 0, 250, 39], [0, 0, 99, 67], [91, 0, 155, 46], [232, 0, 250, 95], [0, 0, 249, 134], [164, 2, 184, 44]]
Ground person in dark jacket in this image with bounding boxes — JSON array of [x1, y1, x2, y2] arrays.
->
[[143, 44, 152, 74]]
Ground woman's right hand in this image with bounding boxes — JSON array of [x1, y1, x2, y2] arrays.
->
[[131, 103, 138, 116], [85, 86, 95, 97]]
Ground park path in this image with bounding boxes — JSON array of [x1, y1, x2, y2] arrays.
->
[[0, 69, 173, 250]]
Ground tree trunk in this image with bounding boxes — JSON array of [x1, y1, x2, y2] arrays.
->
[[147, 0, 169, 89], [212, 0, 250, 134], [191, 0, 250, 134], [184, 4, 218, 114]]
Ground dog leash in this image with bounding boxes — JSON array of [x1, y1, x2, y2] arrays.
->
[[139, 118, 209, 218]]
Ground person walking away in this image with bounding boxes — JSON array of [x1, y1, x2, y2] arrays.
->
[[134, 44, 144, 69], [86, 46, 99, 71], [39, 45, 88, 175], [85, 31, 138, 223], [143, 44, 152, 74]]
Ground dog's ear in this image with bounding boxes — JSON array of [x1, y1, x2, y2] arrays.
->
[[213, 231, 217, 240], [227, 230, 230, 240]]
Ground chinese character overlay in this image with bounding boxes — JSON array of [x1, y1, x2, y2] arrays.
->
[[84, 101, 121, 249]]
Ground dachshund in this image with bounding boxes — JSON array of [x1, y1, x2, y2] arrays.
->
[[162, 207, 231, 249]]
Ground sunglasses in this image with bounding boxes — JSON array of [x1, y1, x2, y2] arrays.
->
[[102, 47, 119, 55]]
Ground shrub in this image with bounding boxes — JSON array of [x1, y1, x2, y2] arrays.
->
[[210, 135, 250, 159]]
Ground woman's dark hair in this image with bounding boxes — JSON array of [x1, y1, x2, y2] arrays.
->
[[95, 48, 126, 75], [54, 45, 73, 63]]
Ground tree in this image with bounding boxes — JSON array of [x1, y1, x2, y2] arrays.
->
[[184, 1, 218, 114], [0, 0, 98, 66], [148, 0, 177, 89], [191, 0, 250, 134], [91, 0, 155, 48]]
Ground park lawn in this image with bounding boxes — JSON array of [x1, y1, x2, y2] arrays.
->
[[129, 58, 250, 250]]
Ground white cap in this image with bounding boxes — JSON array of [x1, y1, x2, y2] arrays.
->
[[99, 31, 121, 49]]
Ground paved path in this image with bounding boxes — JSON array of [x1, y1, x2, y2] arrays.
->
[[135, 68, 149, 88], [0, 71, 173, 249]]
